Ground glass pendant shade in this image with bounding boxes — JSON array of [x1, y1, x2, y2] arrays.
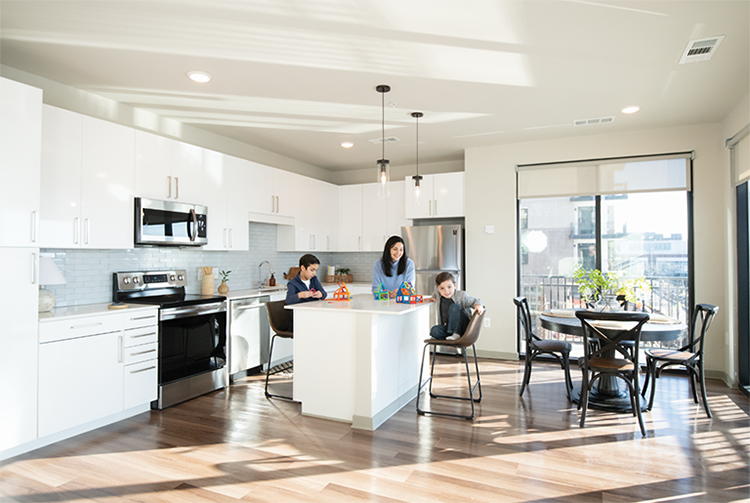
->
[[377, 159, 390, 199], [412, 175, 423, 208]]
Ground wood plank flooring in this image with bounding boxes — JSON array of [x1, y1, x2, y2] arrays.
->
[[1, 357, 749, 502]]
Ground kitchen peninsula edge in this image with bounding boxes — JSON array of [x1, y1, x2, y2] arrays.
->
[[287, 293, 432, 430]]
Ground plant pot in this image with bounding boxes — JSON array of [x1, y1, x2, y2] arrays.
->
[[218, 281, 229, 295]]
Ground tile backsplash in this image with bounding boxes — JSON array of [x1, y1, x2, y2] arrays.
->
[[44, 222, 379, 307]]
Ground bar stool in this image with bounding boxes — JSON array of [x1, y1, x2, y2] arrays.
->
[[265, 299, 294, 400], [416, 309, 485, 420]]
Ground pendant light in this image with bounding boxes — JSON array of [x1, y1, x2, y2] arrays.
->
[[376, 85, 391, 199], [411, 111, 424, 208]]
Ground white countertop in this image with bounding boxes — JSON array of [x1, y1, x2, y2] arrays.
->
[[223, 286, 287, 300], [286, 293, 432, 316], [39, 302, 158, 322]]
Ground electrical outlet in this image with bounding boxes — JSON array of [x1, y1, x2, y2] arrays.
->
[[484, 317, 491, 328]]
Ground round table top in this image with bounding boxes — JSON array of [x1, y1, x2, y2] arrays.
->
[[539, 313, 687, 342]]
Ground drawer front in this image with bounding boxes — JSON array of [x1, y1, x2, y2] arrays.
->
[[123, 310, 158, 330], [123, 342, 157, 365], [123, 325, 158, 347], [39, 314, 123, 344], [124, 360, 158, 409]]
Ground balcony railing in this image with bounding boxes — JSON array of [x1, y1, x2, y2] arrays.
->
[[520, 274, 689, 355]]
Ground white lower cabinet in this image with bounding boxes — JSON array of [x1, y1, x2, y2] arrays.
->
[[38, 309, 158, 438], [0, 248, 39, 453]]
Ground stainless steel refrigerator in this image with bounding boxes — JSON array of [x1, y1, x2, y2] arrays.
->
[[401, 224, 464, 296]]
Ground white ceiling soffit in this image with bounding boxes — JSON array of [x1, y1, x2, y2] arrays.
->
[[679, 36, 725, 64], [573, 117, 615, 127]]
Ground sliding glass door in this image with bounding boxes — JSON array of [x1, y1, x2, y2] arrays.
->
[[517, 154, 692, 357]]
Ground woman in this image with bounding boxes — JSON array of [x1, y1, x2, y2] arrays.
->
[[372, 235, 416, 298]]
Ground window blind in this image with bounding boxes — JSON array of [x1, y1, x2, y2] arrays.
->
[[517, 152, 692, 199], [729, 124, 750, 185]]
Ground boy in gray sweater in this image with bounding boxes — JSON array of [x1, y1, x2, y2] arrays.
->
[[426, 272, 484, 340]]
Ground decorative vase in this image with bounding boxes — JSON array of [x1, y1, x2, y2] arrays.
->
[[595, 294, 620, 312], [218, 281, 229, 295]]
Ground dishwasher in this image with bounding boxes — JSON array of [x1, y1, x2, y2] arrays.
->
[[229, 296, 270, 381]]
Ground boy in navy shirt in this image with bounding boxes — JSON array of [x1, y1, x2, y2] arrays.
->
[[285, 254, 327, 305]]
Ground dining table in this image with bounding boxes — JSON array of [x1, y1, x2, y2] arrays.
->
[[539, 309, 687, 412]]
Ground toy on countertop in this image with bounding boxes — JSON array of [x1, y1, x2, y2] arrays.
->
[[396, 281, 423, 304], [373, 283, 389, 301], [332, 282, 352, 301]]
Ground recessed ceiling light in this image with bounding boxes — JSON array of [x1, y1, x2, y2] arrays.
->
[[340, 142, 354, 149], [187, 71, 212, 83], [621, 106, 640, 114]]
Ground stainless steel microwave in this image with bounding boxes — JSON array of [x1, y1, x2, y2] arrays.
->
[[135, 197, 208, 247]]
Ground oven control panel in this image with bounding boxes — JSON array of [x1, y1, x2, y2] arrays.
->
[[114, 269, 188, 291]]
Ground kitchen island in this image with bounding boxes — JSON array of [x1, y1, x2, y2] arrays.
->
[[287, 293, 432, 430]]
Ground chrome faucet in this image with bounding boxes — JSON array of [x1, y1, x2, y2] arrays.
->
[[258, 260, 274, 288]]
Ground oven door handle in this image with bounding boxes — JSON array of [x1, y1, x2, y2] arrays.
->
[[160, 303, 226, 320]]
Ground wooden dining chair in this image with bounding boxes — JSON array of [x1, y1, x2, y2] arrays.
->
[[576, 310, 650, 436], [641, 303, 718, 418], [416, 308, 485, 420], [264, 299, 294, 400], [514, 297, 573, 400]]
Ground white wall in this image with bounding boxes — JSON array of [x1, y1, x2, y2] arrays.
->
[[465, 122, 735, 384]]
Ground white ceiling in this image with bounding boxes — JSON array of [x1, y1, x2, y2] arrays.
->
[[1, 0, 748, 174]]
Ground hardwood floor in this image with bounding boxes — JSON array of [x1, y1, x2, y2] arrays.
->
[[2, 358, 749, 502]]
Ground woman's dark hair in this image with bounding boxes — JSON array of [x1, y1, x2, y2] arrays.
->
[[380, 235, 408, 277]]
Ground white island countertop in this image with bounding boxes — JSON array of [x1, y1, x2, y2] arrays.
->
[[286, 293, 431, 316]]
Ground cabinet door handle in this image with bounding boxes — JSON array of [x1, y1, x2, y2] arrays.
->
[[130, 331, 157, 338], [167, 176, 172, 198], [74, 217, 80, 244], [118, 335, 123, 363], [275, 196, 280, 213], [327, 235, 330, 251], [270, 195, 274, 213], [130, 315, 156, 321], [130, 365, 156, 374], [70, 322, 103, 330], [229, 228, 233, 248], [129, 348, 156, 357], [31, 252, 37, 284], [174, 177, 179, 199], [434, 200, 437, 216], [428, 200, 432, 216], [31, 211, 38, 243], [358, 236, 362, 251], [84, 218, 90, 244]]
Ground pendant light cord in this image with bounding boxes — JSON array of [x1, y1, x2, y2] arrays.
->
[[381, 90, 385, 161]]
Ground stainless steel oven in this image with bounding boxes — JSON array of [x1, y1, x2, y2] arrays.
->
[[113, 269, 227, 409], [135, 197, 208, 247]]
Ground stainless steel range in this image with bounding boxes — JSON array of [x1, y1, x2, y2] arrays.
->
[[113, 269, 227, 410]]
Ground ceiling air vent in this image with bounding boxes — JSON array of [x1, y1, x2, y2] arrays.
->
[[679, 36, 724, 64], [573, 116, 615, 127], [369, 137, 400, 144]]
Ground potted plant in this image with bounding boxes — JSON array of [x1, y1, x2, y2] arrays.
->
[[572, 267, 650, 311], [218, 269, 231, 295], [335, 267, 353, 283]]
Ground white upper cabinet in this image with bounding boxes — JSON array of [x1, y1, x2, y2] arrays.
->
[[338, 185, 363, 252], [202, 151, 251, 251], [40, 105, 135, 249], [323, 182, 339, 251], [404, 172, 464, 219], [386, 180, 411, 237], [0, 78, 42, 248], [224, 155, 251, 251], [361, 183, 389, 252], [246, 161, 275, 215], [81, 116, 135, 249], [134, 131, 203, 203]]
